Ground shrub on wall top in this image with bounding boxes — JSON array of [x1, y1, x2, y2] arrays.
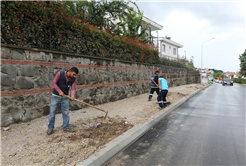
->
[[1, 1, 159, 64]]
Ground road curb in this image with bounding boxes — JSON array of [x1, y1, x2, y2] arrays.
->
[[78, 84, 210, 166]]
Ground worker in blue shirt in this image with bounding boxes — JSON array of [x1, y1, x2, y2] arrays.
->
[[157, 75, 168, 109]]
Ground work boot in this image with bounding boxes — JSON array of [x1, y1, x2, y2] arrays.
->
[[63, 128, 75, 133], [47, 129, 54, 135], [163, 101, 167, 107], [148, 98, 151, 101]]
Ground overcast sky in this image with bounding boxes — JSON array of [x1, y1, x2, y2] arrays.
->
[[132, 0, 245, 72]]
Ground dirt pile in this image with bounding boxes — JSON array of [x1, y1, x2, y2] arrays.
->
[[2, 116, 133, 166]]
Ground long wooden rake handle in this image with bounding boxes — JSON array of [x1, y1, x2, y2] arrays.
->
[[64, 95, 108, 119], [150, 77, 160, 88]]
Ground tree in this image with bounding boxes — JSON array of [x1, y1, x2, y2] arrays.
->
[[239, 49, 246, 77], [57, 0, 149, 41], [177, 55, 188, 65], [187, 56, 195, 69], [213, 72, 224, 79], [208, 68, 223, 73], [116, 2, 148, 40]]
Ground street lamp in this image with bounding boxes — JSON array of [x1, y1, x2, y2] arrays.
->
[[201, 37, 215, 83]]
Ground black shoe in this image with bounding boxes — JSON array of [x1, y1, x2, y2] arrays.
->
[[148, 99, 151, 101], [47, 129, 54, 135]]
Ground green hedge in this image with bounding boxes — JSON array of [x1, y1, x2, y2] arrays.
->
[[1, 1, 158, 63], [158, 58, 199, 73], [1, 1, 199, 72], [232, 78, 246, 84]]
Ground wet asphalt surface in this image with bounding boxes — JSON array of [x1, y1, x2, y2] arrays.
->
[[105, 83, 245, 165]]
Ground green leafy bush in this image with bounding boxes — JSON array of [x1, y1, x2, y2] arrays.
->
[[236, 78, 241, 83], [232, 78, 246, 84], [1, 1, 158, 63], [241, 79, 246, 84], [1, 1, 199, 72]]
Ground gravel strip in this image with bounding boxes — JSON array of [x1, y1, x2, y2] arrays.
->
[[1, 83, 208, 165]]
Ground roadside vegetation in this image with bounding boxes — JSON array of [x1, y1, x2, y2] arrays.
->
[[1, 1, 198, 72], [239, 49, 246, 77], [229, 49, 246, 84], [56, 0, 150, 43], [232, 77, 246, 84], [170, 55, 197, 71], [1, 1, 158, 63], [213, 71, 225, 80]]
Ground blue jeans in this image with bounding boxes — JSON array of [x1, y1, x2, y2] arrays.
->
[[48, 95, 70, 130]]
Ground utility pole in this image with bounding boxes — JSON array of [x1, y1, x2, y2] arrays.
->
[[201, 37, 215, 83]]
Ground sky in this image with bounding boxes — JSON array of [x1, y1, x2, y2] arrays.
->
[[132, 0, 245, 72]]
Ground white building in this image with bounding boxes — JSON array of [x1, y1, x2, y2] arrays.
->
[[107, 14, 183, 60], [157, 36, 183, 60], [199, 69, 208, 78], [207, 69, 214, 77], [142, 16, 183, 60], [142, 16, 163, 39]]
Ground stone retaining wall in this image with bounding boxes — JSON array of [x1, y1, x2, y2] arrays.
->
[[1, 44, 200, 126]]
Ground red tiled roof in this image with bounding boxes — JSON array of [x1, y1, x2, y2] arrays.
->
[[227, 72, 238, 75]]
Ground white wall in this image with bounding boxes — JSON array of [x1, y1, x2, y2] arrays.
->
[[201, 72, 207, 77], [159, 41, 179, 60]]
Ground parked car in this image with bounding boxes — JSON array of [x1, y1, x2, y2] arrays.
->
[[222, 78, 233, 86], [215, 79, 219, 83]]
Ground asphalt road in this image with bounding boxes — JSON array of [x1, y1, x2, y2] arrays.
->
[[105, 83, 245, 166]]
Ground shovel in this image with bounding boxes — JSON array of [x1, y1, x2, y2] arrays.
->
[[63, 95, 108, 120]]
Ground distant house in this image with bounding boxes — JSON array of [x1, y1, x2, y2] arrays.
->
[[157, 36, 183, 60], [202, 69, 207, 78], [234, 72, 240, 78], [142, 17, 183, 60], [199, 69, 208, 78], [207, 69, 214, 77], [224, 72, 240, 79]]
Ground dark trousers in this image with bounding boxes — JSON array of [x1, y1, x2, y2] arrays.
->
[[157, 90, 168, 108], [149, 88, 159, 99]]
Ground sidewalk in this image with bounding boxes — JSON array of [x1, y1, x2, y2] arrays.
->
[[1, 83, 209, 166]]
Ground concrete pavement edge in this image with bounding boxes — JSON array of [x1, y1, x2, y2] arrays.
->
[[78, 84, 210, 166]]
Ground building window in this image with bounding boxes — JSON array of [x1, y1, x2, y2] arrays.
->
[[173, 48, 176, 55], [162, 45, 165, 52]]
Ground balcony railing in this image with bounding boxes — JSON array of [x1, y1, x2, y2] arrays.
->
[[162, 55, 178, 61]]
